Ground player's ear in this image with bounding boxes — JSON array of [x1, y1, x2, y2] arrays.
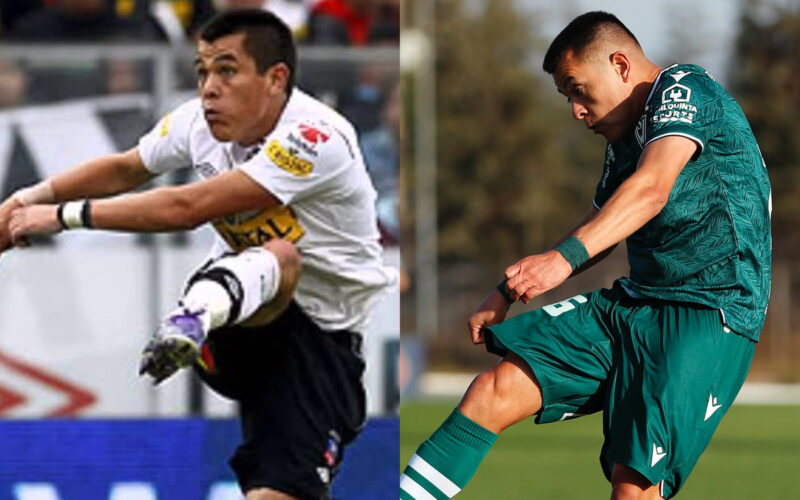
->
[[610, 52, 631, 82], [265, 63, 290, 96]]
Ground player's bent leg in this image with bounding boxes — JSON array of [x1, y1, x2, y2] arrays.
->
[[610, 464, 663, 500], [139, 241, 301, 383], [244, 487, 300, 500], [458, 352, 543, 433], [183, 240, 301, 330], [400, 353, 542, 499]]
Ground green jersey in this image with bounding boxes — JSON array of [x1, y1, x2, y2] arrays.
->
[[594, 64, 771, 341]]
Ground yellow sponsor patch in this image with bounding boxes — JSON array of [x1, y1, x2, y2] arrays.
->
[[266, 140, 313, 177], [212, 205, 305, 252], [159, 113, 172, 138]]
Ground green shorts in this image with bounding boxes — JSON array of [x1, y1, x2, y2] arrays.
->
[[485, 282, 755, 498]]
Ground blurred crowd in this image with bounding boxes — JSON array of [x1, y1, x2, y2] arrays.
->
[[0, 0, 399, 244], [0, 0, 399, 44]]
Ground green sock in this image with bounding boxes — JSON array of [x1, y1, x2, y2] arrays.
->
[[400, 408, 498, 499]]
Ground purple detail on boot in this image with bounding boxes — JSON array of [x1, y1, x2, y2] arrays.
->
[[167, 310, 205, 344]]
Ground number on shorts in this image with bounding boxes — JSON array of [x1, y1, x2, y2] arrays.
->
[[542, 294, 588, 317]]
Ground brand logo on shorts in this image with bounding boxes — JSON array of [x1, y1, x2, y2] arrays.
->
[[651, 443, 667, 467], [704, 393, 722, 421], [316, 466, 331, 484]]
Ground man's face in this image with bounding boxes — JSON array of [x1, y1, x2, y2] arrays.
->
[[553, 49, 633, 143], [195, 33, 284, 145]]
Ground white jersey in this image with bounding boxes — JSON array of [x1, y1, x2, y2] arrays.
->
[[138, 89, 396, 333]]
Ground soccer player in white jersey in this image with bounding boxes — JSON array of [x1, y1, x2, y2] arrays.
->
[[0, 10, 395, 500]]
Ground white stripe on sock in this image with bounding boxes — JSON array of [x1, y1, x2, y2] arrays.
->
[[400, 474, 437, 500], [408, 453, 462, 497]]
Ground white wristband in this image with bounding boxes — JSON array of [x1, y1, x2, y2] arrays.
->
[[60, 201, 85, 230]]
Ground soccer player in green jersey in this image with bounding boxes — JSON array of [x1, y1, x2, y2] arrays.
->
[[401, 11, 771, 500]]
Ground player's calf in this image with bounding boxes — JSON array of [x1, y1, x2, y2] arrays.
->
[[400, 353, 541, 499]]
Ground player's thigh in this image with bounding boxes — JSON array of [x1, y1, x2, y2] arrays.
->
[[603, 301, 754, 498], [610, 465, 663, 500], [483, 286, 619, 424]]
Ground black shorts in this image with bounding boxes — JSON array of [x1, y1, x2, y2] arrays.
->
[[194, 302, 366, 500]]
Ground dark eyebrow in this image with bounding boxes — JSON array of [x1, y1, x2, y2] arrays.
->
[[194, 53, 239, 68]]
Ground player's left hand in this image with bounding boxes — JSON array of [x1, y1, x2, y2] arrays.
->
[[8, 204, 61, 245], [505, 249, 573, 304]]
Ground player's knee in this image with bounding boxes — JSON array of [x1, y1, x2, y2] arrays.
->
[[459, 358, 542, 433], [262, 239, 301, 293]]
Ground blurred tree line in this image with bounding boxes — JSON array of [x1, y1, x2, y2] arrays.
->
[[730, 0, 800, 263], [403, 0, 798, 274], [402, 0, 800, 375]]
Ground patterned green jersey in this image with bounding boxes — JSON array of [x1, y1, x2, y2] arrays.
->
[[594, 64, 771, 341]]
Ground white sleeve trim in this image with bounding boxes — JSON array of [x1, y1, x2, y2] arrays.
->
[[592, 198, 602, 210], [644, 131, 704, 155]]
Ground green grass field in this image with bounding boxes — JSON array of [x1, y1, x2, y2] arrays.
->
[[401, 401, 800, 499]]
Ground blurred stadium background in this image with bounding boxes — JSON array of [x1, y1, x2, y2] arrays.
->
[[0, 0, 399, 498], [400, 0, 800, 497]]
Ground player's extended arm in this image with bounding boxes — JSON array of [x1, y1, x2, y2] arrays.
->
[[506, 135, 697, 304], [9, 168, 278, 239], [0, 148, 154, 253]]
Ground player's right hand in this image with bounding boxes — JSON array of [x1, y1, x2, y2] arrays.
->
[[468, 289, 511, 345], [0, 197, 23, 256]]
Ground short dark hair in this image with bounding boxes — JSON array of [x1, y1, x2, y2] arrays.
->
[[542, 11, 639, 75], [200, 10, 297, 93]]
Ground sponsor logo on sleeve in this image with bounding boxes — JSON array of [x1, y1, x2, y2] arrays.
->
[[286, 122, 333, 158], [662, 83, 691, 103], [670, 70, 692, 83], [265, 139, 314, 177], [299, 123, 331, 144], [652, 83, 698, 125], [159, 113, 172, 138]]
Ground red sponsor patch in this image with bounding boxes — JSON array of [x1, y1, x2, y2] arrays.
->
[[299, 123, 330, 144]]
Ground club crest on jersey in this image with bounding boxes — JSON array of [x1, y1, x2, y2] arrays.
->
[[635, 113, 647, 147], [266, 139, 314, 177]]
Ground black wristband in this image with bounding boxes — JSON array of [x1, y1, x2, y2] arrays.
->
[[80, 200, 93, 229], [56, 204, 69, 230], [496, 279, 514, 304]]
